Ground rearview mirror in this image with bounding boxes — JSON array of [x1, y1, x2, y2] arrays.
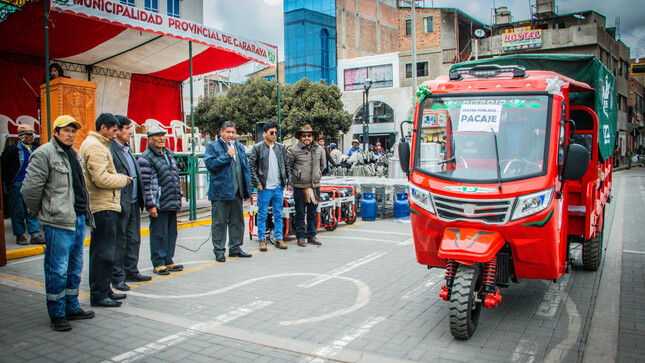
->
[[398, 141, 411, 177], [562, 143, 589, 180]]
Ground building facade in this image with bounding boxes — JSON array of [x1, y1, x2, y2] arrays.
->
[[118, 0, 203, 23]]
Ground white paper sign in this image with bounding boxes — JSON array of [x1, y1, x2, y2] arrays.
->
[[458, 105, 503, 132]]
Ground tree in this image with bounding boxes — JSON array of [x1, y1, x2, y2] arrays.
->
[[281, 78, 352, 139], [193, 76, 351, 141]]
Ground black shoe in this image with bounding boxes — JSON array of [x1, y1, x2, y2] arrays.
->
[[109, 292, 127, 301], [112, 281, 130, 291], [50, 317, 72, 331], [215, 254, 226, 263], [91, 298, 122, 307], [229, 250, 252, 258], [166, 264, 184, 272], [66, 308, 95, 321], [125, 273, 152, 282]]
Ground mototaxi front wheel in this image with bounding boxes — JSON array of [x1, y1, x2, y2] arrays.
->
[[449, 264, 483, 340]]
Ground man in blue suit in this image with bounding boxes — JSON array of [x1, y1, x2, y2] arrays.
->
[[204, 121, 253, 262]]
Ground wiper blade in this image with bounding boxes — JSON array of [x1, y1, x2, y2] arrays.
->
[[491, 128, 502, 191], [438, 156, 455, 165]]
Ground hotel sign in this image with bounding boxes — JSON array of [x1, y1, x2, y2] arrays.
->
[[502, 30, 542, 51]]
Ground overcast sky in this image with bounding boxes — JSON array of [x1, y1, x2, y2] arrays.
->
[[203, 0, 645, 63]]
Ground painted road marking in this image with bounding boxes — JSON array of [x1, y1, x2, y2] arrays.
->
[[510, 337, 538, 363], [397, 238, 414, 246], [300, 316, 386, 363], [330, 236, 407, 244], [6, 255, 45, 265], [339, 229, 412, 236], [535, 273, 570, 317], [623, 250, 645, 255], [401, 272, 444, 300], [106, 300, 272, 363], [298, 251, 387, 288]]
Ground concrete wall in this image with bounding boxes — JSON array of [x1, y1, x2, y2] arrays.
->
[[336, 0, 398, 59]]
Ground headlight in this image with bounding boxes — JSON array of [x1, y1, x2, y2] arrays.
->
[[511, 187, 554, 221], [409, 184, 435, 214]]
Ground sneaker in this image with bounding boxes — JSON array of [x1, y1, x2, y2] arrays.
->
[[166, 264, 184, 272], [16, 235, 28, 245], [66, 308, 95, 320], [259, 239, 268, 252], [154, 266, 170, 275], [30, 234, 45, 244], [50, 317, 72, 332], [275, 239, 287, 250]]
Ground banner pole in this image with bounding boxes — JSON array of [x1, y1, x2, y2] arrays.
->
[[277, 48, 281, 142], [44, 0, 51, 141], [189, 41, 196, 221]]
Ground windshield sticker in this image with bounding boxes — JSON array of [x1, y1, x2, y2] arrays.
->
[[458, 105, 503, 132], [444, 186, 498, 193]]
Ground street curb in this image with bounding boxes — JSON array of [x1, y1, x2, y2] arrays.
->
[[5, 212, 249, 261]]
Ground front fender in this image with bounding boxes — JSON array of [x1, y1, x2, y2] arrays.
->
[[437, 227, 505, 263]]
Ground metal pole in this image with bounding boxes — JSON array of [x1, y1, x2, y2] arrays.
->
[[276, 48, 281, 142], [44, 0, 51, 142], [363, 88, 369, 152], [411, 0, 417, 91], [189, 41, 196, 221]]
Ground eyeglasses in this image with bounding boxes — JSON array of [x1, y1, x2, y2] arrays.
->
[[301, 134, 313, 138], [268, 131, 277, 135]]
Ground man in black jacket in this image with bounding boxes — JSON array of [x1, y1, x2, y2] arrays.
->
[[1, 124, 44, 245], [109, 115, 151, 291], [248, 122, 291, 252]]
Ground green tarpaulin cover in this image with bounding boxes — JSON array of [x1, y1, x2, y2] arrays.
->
[[451, 54, 617, 161]]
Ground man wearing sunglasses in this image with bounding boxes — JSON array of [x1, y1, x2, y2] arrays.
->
[[249, 122, 291, 251], [287, 124, 326, 247]]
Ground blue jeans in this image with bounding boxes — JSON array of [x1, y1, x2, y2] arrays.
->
[[9, 181, 39, 236], [257, 186, 284, 240], [44, 216, 85, 319]]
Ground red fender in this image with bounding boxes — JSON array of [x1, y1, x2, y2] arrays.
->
[[438, 227, 505, 263]]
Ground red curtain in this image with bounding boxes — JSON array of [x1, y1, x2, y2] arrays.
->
[[0, 53, 43, 125], [126, 74, 182, 127]]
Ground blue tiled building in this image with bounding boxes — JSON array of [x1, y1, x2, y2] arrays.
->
[[284, 0, 337, 85]]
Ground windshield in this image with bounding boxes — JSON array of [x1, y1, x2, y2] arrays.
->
[[414, 94, 550, 183]]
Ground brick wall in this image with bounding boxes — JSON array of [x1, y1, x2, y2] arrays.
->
[[398, 8, 442, 52], [337, 0, 398, 60]]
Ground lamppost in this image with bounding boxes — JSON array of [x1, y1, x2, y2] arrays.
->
[[362, 78, 372, 153]]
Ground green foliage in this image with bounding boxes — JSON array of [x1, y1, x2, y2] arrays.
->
[[193, 76, 351, 140]]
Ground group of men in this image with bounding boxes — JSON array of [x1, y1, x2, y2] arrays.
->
[[15, 114, 183, 332], [7, 114, 327, 332], [205, 121, 326, 258]]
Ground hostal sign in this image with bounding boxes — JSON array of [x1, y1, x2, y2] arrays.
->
[[502, 30, 542, 51]]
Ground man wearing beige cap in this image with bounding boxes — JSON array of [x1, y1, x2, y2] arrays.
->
[[22, 115, 96, 331], [1, 124, 44, 245]]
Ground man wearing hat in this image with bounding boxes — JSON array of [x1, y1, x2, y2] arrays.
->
[[22, 115, 95, 331], [329, 143, 343, 165], [80, 113, 132, 308], [138, 125, 184, 274], [287, 124, 326, 247], [1, 124, 44, 245], [347, 139, 361, 156]]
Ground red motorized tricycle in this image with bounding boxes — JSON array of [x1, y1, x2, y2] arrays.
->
[[398, 55, 615, 339]]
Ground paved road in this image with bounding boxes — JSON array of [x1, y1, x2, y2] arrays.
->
[[0, 169, 642, 362]]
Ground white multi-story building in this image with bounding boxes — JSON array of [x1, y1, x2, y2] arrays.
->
[[117, 0, 203, 23]]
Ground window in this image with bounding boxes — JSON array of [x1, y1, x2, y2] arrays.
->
[[405, 62, 429, 78], [120, 0, 135, 5], [144, 0, 158, 13], [167, 0, 179, 18], [344, 65, 393, 91], [353, 101, 395, 124], [405, 20, 411, 36], [321, 29, 330, 83], [424, 17, 433, 33]]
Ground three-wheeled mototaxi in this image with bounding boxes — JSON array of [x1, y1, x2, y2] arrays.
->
[[398, 55, 616, 339]]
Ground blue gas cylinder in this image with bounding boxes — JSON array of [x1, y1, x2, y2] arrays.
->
[[394, 192, 410, 219], [361, 192, 378, 221]]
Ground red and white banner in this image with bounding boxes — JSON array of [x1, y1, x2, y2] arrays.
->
[[50, 0, 277, 68]]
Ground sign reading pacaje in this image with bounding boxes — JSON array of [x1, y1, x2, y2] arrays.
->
[[458, 105, 502, 132], [50, 0, 277, 67], [502, 29, 542, 51]]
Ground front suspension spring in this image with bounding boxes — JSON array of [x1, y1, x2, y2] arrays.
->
[[445, 260, 457, 285], [482, 255, 497, 287]]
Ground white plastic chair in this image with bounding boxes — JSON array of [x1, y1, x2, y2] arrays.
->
[[131, 122, 148, 154], [0, 114, 19, 150], [144, 119, 173, 150], [16, 115, 41, 142], [170, 120, 203, 152]]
